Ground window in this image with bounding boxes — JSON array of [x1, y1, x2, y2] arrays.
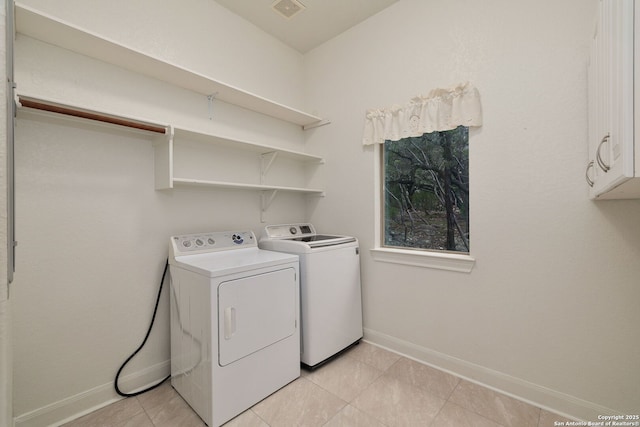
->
[[382, 126, 469, 253], [364, 83, 480, 272]]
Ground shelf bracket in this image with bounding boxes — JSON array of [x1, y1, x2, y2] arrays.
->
[[207, 92, 218, 120], [260, 151, 278, 184], [153, 126, 174, 190], [303, 119, 331, 131], [260, 189, 278, 223]]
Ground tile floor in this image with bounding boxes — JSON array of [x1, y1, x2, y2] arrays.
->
[[62, 342, 575, 427]]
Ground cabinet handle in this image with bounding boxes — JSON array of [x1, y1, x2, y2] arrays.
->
[[585, 161, 595, 187], [595, 134, 610, 172]]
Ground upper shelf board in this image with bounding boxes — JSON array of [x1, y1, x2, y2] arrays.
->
[[14, 3, 327, 128], [173, 127, 324, 163]]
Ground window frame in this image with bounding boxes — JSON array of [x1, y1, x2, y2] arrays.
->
[[371, 136, 476, 273]]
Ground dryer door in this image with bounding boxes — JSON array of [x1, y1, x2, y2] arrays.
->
[[218, 268, 297, 366]]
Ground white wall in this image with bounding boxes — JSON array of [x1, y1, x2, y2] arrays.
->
[[305, 0, 640, 419], [12, 0, 315, 425], [1, 0, 13, 425]]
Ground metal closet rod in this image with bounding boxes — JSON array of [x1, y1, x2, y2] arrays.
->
[[19, 97, 167, 134]]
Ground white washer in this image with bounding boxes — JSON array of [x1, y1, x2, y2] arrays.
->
[[169, 230, 300, 427], [259, 223, 363, 368]]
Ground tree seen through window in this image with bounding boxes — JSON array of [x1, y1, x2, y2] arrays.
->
[[383, 126, 469, 253]]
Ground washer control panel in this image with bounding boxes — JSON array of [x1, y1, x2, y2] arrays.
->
[[170, 230, 256, 258], [263, 223, 316, 239]]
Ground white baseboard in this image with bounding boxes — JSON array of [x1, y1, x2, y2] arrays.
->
[[14, 360, 170, 427], [363, 328, 618, 422]]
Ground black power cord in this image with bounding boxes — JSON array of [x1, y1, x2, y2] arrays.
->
[[114, 259, 171, 397]]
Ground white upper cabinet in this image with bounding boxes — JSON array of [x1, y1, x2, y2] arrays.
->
[[587, 0, 640, 199]]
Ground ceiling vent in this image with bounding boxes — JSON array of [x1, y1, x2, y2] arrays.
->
[[271, 0, 306, 20]]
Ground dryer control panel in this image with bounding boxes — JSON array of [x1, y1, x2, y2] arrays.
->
[[170, 230, 256, 258]]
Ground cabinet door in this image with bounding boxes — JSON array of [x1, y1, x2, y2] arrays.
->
[[587, 5, 605, 197], [589, 0, 635, 198]]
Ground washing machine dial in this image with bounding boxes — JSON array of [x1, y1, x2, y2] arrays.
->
[[289, 227, 298, 235], [195, 238, 204, 247]]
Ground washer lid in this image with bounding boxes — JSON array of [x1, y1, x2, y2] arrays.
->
[[170, 247, 298, 277], [289, 235, 356, 247], [261, 223, 356, 248]]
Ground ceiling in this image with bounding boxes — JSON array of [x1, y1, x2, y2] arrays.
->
[[213, 0, 399, 53]]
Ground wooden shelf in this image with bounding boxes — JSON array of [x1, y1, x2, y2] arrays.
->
[[172, 178, 325, 195], [15, 94, 325, 203], [173, 127, 324, 163], [14, 2, 328, 128], [155, 125, 325, 199]]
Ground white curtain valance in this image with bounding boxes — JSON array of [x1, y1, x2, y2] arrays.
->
[[362, 82, 482, 145]]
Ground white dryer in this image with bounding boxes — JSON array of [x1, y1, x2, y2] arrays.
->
[[169, 230, 299, 427], [259, 224, 363, 369]]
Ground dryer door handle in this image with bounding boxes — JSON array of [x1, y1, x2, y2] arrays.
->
[[224, 307, 236, 340]]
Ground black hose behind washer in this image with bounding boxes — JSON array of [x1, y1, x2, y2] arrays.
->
[[114, 259, 170, 397]]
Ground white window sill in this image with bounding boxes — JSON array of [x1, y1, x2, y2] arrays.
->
[[369, 247, 475, 273]]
